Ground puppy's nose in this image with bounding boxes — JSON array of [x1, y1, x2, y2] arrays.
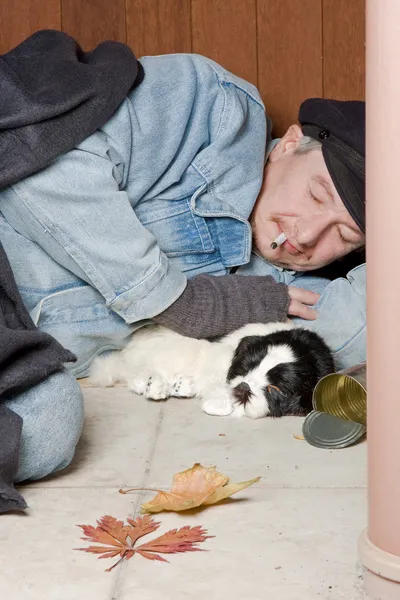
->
[[232, 382, 252, 405], [235, 382, 251, 393]]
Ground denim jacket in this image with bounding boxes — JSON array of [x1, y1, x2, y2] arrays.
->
[[0, 54, 274, 374]]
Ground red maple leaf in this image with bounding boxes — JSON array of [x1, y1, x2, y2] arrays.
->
[[75, 514, 212, 571]]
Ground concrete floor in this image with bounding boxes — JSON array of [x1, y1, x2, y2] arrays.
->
[[1, 386, 368, 599]]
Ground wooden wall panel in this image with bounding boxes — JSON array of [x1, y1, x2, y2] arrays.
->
[[61, 0, 126, 48], [323, 0, 365, 100], [126, 0, 191, 57], [0, 0, 60, 54], [257, 0, 323, 137], [191, 0, 257, 86], [0, 0, 366, 133]]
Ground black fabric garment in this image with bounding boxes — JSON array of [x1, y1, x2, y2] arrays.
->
[[0, 29, 143, 190], [0, 30, 143, 513], [0, 406, 25, 511]]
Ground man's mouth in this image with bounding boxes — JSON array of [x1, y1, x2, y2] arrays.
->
[[274, 225, 301, 255], [282, 238, 301, 255]]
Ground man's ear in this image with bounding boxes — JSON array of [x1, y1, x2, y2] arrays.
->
[[268, 124, 303, 163]]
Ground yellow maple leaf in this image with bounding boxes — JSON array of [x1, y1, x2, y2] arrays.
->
[[120, 463, 260, 513]]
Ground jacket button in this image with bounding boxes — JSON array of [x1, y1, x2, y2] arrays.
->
[[319, 129, 330, 139]]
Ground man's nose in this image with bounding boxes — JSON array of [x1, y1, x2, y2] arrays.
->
[[295, 214, 333, 247]]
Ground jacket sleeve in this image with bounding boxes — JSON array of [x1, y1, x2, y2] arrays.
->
[[0, 131, 187, 324]]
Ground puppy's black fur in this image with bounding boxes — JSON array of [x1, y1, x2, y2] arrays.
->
[[227, 327, 335, 417]]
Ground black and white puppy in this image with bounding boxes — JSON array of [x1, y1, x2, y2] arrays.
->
[[90, 321, 335, 419]]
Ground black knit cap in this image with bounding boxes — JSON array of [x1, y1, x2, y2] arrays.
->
[[299, 98, 365, 233]]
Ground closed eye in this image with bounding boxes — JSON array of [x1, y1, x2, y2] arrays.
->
[[309, 187, 323, 206], [338, 229, 351, 244], [337, 226, 360, 246]]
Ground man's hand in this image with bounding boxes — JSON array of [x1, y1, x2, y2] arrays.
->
[[288, 287, 320, 320]]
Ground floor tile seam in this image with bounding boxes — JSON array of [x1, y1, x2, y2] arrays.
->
[[20, 483, 368, 491], [111, 404, 165, 599]]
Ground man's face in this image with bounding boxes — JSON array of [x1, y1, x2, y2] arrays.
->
[[251, 125, 365, 271]]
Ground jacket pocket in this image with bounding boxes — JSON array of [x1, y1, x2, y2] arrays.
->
[[134, 184, 215, 257]]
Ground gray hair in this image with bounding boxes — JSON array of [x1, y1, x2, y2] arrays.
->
[[295, 135, 322, 154]]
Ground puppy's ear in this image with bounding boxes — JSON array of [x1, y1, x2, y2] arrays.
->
[[266, 386, 308, 418], [232, 335, 261, 357], [267, 362, 314, 416], [227, 335, 262, 381], [265, 385, 284, 418]]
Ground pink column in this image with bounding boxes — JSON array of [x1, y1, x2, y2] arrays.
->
[[359, 0, 400, 596]]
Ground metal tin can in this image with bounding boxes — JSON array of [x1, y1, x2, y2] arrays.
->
[[302, 363, 367, 449], [312, 363, 367, 426]]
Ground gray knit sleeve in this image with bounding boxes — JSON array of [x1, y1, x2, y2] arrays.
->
[[152, 273, 290, 339]]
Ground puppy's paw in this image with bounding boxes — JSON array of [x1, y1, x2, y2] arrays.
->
[[201, 390, 234, 417], [127, 376, 148, 395], [145, 374, 171, 400], [171, 376, 196, 398]]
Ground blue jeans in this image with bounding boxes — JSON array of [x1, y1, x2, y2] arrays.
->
[[4, 369, 84, 482]]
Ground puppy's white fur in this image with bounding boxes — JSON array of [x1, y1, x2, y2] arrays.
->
[[90, 321, 295, 418]]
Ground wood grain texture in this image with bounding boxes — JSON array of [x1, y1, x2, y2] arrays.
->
[[257, 0, 323, 137], [0, 0, 365, 129], [191, 0, 257, 86], [0, 0, 60, 54], [127, 0, 191, 57], [323, 0, 365, 100], [61, 0, 127, 48]]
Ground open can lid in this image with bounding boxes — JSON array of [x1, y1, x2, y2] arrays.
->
[[302, 410, 366, 449]]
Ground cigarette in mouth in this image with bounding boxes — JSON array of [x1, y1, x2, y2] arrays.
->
[[270, 233, 287, 250]]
